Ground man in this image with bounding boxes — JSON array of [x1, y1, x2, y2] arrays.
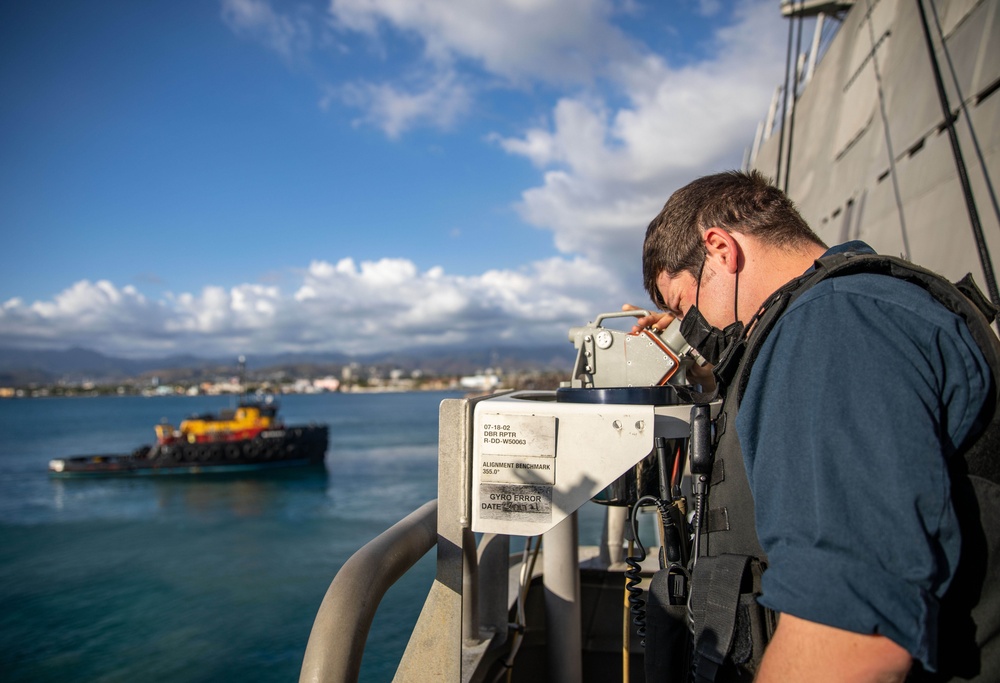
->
[[632, 170, 998, 681]]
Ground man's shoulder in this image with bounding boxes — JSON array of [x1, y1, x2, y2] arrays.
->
[[794, 269, 936, 308], [785, 258, 960, 333], [758, 259, 987, 383]]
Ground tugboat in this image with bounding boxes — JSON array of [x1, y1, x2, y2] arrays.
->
[[48, 399, 329, 476], [48, 358, 329, 476]]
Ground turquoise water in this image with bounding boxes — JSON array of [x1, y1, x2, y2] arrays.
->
[[0, 391, 462, 682]]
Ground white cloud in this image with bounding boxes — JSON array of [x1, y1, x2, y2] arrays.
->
[[697, 0, 725, 16], [223, 0, 640, 136], [328, 0, 635, 85], [317, 0, 647, 136], [221, 0, 314, 63], [493, 0, 787, 280], [320, 0, 787, 283], [0, 281, 172, 353], [0, 256, 630, 358], [224, 0, 786, 191], [337, 68, 472, 138]]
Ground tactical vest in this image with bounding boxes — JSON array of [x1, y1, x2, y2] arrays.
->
[[646, 252, 1000, 682]]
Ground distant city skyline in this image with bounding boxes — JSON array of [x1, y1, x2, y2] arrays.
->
[[1, 0, 793, 358]]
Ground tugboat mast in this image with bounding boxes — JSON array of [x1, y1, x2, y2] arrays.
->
[[238, 355, 247, 404]]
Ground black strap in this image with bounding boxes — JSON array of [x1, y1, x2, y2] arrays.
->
[[691, 554, 752, 683]]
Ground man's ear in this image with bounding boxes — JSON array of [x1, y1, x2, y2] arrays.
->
[[702, 227, 741, 274]]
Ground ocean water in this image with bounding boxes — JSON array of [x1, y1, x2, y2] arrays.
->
[[0, 391, 464, 683]]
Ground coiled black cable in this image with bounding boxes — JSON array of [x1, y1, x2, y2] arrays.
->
[[624, 494, 661, 647]]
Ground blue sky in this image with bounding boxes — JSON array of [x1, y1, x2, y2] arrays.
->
[[1, 0, 789, 358]]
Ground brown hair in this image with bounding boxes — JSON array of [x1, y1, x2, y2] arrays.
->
[[642, 170, 825, 308]]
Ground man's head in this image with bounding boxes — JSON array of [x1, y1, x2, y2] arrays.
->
[[642, 170, 825, 314]]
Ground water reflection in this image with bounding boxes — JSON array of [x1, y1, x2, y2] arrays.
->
[[47, 465, 331, 521]]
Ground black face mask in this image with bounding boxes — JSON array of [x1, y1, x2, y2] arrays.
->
[[678, 260, 744, 367], [679, 308, 743, 366]]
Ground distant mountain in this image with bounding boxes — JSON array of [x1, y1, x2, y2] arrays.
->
[[0, 344, 574, 386], [0, 347, 132, 384], [0, 347, 223, 383]]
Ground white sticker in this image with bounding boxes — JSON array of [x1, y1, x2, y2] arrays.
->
[[478, 483, 552, 521], [480, 414, 556, 457], [480, 456, 555, 484]]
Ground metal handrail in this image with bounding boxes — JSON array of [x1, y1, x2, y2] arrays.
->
[[300, 499, 439, 683]]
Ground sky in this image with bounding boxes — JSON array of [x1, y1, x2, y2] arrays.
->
[[0, 0, 791, 359]]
